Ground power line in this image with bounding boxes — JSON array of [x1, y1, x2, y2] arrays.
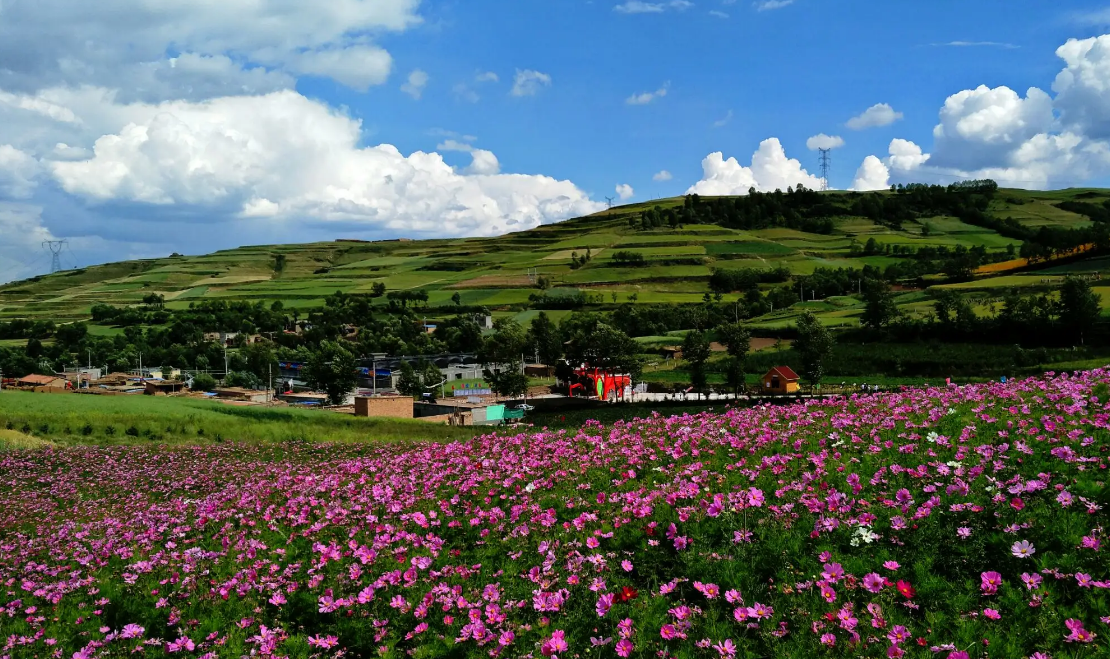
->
[[818, 149, 832, 192]]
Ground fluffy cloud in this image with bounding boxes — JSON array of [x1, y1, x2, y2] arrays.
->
[[806, 134, 845, 150], [847, 103, 904, 130], [401, 69, 429, 99], [616, 184, 634, 200], [0, 146, 41, 199], [613, 1, 693, 14], [755, 0, 796, 11], [686, 138, 823, 195], [652, 170, 673, 181], [27, 90, 598, 236], [930, 85, 1054, 170], [0, 0, 421, 99], [626, 83, 669, 105], [850, 156, 890, 191], [1053, 35, 1110, 139], [511, 70, 552, 97]]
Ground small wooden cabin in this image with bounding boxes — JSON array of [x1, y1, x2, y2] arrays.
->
[[762, 366, 800, 394]]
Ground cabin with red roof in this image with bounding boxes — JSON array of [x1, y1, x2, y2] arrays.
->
[[762, 366, 799, 394]]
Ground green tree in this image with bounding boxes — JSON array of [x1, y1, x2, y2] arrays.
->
[[191, 372, 217, 392], [240, 341, 277, 382], [480, 319, 530, 398], [302, 341, 359, 405], [451, 292, 462, 307], [563, 320, 643, 380], [794, 312, 832, 387], [370, 282, 387, 298], [1059, 276, 1102, 344], [861, 279, 899, 330], [273, 254, 286, 274], [529, 312, 563, 366], [717, 321, 751, 396], [396, 361, 422, 397], [682, 329, 712, 399]]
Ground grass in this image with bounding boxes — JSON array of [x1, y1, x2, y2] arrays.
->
[[0, 391, 482, 446], [0, 428, 56, 450]]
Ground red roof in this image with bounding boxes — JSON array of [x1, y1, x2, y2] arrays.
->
[[18, 374, 63, 385], [765, 366, 799, 381]]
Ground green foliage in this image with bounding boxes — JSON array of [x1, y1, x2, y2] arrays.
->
[[682, 329, 711, 395], [562, 319, 643, 380], [191, 372, 217, 392], [861, 278, 899, 330], [794, 311, 832, 385], [302, 341, 359, 405], [528, 312, 563, 366], [1059, 276, 1102, 344]]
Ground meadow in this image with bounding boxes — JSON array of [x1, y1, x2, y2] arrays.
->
[[0, 391, 479, 447], [1, 370, 1107, 659]]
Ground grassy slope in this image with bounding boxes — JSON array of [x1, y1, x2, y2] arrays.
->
[[1, 188, 1107, 328], [0, 391, 481, 446]]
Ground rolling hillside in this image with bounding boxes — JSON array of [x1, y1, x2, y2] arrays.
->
[[3, 187, 1109, 327]]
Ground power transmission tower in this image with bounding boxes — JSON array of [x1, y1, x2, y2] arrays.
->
[[818, 149, 832, 192], [42, 240, 67, 274], [605, 196, 615, 210]]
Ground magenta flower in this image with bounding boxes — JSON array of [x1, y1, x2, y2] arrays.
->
[[883, 561, 900, 570], [863, 573, 885, 593], [595, 592, 614, 617], [983, 608, 1001, 620], [1011, 540, 1035, 558], [981, 571, 1002, 595], [615, 639, 634, 657], [1021, 572, 1043, 590], [820, 633, 836, 646], [1065, 618, 1096, 643], [712, 639, 737, 657]]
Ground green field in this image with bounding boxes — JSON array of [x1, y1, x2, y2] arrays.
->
[[0, 391, 480, 446], [2, 187, 1110, 338]]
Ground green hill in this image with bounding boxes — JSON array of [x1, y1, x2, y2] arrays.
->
[[2, 186, 1109, 328]]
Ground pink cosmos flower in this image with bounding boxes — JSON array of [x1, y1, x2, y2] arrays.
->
[[957, 527, 972, 539], [947, 653, 970, 659], [120, 624, 145, 639], [820, 584, 837, 603], [724, 589, 743, 604], [499, 630, 514, 646], [983, 608, 1001, 620], [621, 560, 633, 572], [981, 571, 1002, 595], [615, 639, 634, 657], [887, 646, 905, 658], [1076, 573, 1093, 588], [820, 633, 836, 646], [1011, 540, 1035, 558], [884, 561, 900, 570], [1065, 618, 1096, 643], [1021, 572, 1043, 590], [747, 602, 773, 619], [712, 639, 737, 657], [863, 573, 885, 593], [886, 625, 910, 644], [595, 593, 614, 617], [268, 591, 286, 606]]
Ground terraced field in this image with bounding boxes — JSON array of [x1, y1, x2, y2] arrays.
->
[[1, 188, 1107, 324]]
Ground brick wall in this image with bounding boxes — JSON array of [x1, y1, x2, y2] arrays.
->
[[354, 396, 414, 419]]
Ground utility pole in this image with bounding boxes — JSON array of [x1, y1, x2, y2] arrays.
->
[[372, 357, 377, 395], [268, 362, 272, 404]]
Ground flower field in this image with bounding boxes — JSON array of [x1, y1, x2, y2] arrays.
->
[[2, 372, 1109, 659]]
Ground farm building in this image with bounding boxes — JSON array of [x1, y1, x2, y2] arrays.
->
[[762, 366, 800, 394], [354, 395, 413, 419], [17, 374, 68, 389], [214, 387, 271, 403], [145, 381, 188, 396]]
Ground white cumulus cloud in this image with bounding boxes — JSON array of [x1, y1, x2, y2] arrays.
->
[[806, 134, 845, 150], [511, 70, 552, 97], [616, 183, 635, 200], [401, 69, 429, 100], [626, 83, 669, 105], [652, 170, 673, 181], [614, 1, 693, 13], [0, 0, 422, 99], [686, 138, 823, 195], [755, 0, 795, 11], [850, 155, 890, 191], [847, 103, 904, 130], [0, 88, 601, 238], [0, 145, 41, 199]]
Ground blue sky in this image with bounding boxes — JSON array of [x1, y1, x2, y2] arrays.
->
[[3, 0, 1110, 281], [345, 0, 1110, 194]]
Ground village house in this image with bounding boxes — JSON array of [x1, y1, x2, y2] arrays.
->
[[762, 366, 800, 394]]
